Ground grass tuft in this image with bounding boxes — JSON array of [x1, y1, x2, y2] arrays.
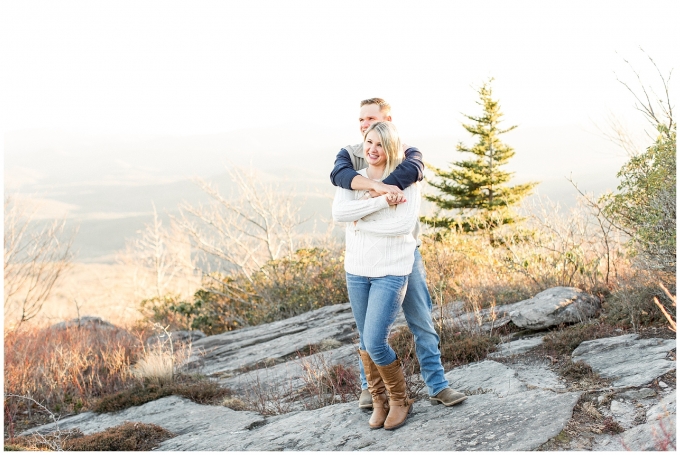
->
[[94, 375, 232, 414], [559, 360, 598, 382], [389, 324, 500, 374], [543, 322, 620, 356]]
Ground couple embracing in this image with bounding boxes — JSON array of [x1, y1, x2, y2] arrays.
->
[[330, 98, 466, 431]]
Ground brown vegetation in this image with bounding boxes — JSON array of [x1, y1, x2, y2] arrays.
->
[[7, 422, 175, 451], [389, 324, 500, 374], [543, 322, 621, 356], [94, 375, 232, 413], [4, 324, 140, 422]]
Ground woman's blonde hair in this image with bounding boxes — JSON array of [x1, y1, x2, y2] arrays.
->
[[363, 121, 403, 180]]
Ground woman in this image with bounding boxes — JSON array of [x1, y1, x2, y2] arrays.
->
[[332, 121, 419, 431]]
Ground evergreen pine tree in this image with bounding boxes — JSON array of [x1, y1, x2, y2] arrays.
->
[[423, 79, 538, 232]]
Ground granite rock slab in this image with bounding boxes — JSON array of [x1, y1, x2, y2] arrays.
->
[[594, 415, 676, 451], [184, 302, 408, 377], [23, 359, 581, 452], [572, 334, 676, 387], [509, 287, 600, 330], [177, 389, 581, 451], [487, 336, 544, 359], [22, 395, 265, 438], [647, 391, 676, 421]]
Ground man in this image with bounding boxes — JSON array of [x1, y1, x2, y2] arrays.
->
[[330, 98, 466, 408]]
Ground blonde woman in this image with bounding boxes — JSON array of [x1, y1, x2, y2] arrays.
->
[[332, 121, 418, 430]]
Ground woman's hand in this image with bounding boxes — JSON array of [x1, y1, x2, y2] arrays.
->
[[385, 192, 406, 206]]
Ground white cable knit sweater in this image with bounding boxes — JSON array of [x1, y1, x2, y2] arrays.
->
[[332, 169, 420, 277]]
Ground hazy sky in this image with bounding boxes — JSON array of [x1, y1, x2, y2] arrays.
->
[[2, 1, 678, 262], [3, 0, 678, 140]]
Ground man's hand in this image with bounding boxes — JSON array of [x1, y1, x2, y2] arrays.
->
[[370, 181, 402, 196], [350, 175, 404, 198]]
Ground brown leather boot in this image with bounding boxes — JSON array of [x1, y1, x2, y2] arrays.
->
[[375, 357, 413, 431], [359, 350, 389, 429]]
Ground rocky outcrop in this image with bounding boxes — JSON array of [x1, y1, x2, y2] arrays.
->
[[49, 316, 119, 331], [184, 303, 407, 377], [146, 330, 206, 348], [508, 287, 600, 330], [444, 287, 600, 331], [594, 414, 676, 451], [25, 300, 675, 451], [572, 334, 676, 387], [487, 336, 544, 358], [26, 360, 581, 451]]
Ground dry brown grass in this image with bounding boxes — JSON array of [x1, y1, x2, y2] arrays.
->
[[389, 324, 499, 374], [420, 196, 636, 319], [8, 422, 175, 451], [3, 324, 143, 441], [94, 375, 232, 414]]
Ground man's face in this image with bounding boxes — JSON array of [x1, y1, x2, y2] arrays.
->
[[359, 104, 391, 136]]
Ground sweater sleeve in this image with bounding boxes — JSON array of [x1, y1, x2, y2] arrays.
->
[[382, 147, 424, 190], [355, 184, 421, 236], [332, 186, 390, 223], [329, 148, 360, 190]]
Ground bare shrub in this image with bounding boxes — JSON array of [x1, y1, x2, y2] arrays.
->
[[297, 353, 360, 409], [421, 193, 633, 325], [143, 244, 348, 335], [117, 206, 200, 314], [176, 167, 308, 277], [4, 194, 76, 330], [239, 374, 294, 416], [653, 282, 676, 333], [498, 196, 630, 292], [420, 229, 534, 317], [651, 417, 677, 451], [603, 270, 675, 331]]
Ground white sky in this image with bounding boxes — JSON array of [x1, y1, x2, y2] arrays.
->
[[2, 0, 678, 139]]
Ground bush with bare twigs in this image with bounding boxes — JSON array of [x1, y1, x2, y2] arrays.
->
[[4, 194, 76, 331], [297, 353, 360, 410], [421, 194, 631, 321], [142, 245, 348, 334]]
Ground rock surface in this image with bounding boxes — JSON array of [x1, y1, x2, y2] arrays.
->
[[487, 336, 544, 359], [594, 415, 676, 451], [647, 392, 676, 421], [49, 315, 118, 331], [572, 334, 676, 387], [146, 330, 206, 348], [508, 287, 600, 330], [24, 301, 676, 451], [221, 344, 358, 392], [184, 303, 407, 377], [443, 287, 600, 331], [26, 360, 581, 451]]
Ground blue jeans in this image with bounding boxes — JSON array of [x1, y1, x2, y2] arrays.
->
[[346, 273, 407, 367], [355, 249, 449, 396]]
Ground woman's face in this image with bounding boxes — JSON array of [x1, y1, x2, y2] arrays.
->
[[364, 130, 387, 168]]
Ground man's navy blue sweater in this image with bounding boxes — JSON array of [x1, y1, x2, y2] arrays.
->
[[329, 146, 424, 190]]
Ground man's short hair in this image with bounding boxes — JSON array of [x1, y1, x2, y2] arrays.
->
[[360, 98, 391, 116]]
